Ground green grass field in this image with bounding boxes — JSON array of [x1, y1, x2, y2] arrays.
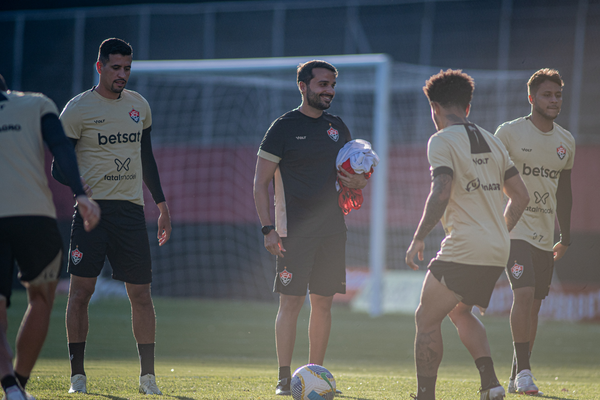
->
[[6, 290, 600, 399]]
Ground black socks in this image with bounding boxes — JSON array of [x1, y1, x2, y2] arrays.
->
[[68, 342, 86, 377], [475, 356, 500, 391], [137, 343, 156, 376]]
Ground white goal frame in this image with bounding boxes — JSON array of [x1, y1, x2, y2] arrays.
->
[[132, 54, 392, 316]]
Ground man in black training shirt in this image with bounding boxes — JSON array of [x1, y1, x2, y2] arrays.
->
[[253, 60, 368, 395]]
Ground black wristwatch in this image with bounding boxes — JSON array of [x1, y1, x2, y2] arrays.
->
[[261, 225, 275, 235]]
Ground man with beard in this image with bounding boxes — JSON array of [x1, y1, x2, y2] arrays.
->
[[494, 69, 575, 396], [253, 60, 367, 395], [52, 38, 171, 395]]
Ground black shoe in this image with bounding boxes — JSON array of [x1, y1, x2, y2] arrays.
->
[[276, 377, 291, 396]]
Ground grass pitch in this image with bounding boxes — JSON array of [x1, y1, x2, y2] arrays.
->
[[6, 290, 600, 399]]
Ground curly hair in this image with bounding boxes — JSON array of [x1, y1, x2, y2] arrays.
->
[[423, 69, 474, 110]]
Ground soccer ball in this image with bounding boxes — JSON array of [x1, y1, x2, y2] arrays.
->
[[291, 364, 336, 400]]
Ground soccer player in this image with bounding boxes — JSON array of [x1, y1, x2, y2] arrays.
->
[[253, 60, 368, 396], [52, 38, 171, 395], [494, 68, 575, 395], [0, 74, 100, 400], [405, 69, 530, 400]]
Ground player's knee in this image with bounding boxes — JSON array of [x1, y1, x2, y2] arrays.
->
[[27, 282, 57, 309]]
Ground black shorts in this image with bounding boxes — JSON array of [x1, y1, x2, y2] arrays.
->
[[506, 239, 554, 299], [274, 232, 346, 297], [428, 260, 503, 309], [68, 200, 152, 284], [0, 216, 63, 308]]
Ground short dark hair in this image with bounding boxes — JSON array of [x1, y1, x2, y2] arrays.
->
[[423, 69, 474, 110], [97, 38, 133, 65], [297, 60, 337, 86], [0, 74, 7, 91], [528, 68, 563, 96]]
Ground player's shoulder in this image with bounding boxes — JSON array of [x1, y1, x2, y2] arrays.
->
[[552, 122, 575, 143], [63, 88, 95, 110], [6, 90, 59, 115], [322, 110, 345, 124], [496, 116, 528, 134], [122, 88, 150, 105]]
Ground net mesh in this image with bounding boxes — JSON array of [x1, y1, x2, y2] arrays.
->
[[126, 61, 532, 300]]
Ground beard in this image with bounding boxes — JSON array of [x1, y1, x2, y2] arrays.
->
[[534, 102, 560, 121], [306, 86, 332, 110], [110, 80, 127, 94]]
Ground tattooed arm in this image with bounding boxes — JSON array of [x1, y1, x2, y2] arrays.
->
[[502, 171, 529, 232], [405, 172, 453, 270]]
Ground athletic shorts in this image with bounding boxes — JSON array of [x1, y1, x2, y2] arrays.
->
[[274, 232, 346, 297], [0, 216, 63, 307], [68, 200, 152, 284], [428, 260, 503, 309], [506, 239, 554, 299]]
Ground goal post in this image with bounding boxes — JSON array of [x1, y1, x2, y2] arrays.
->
[[129, 54, 392, 315], [123, 55, 532, 315]]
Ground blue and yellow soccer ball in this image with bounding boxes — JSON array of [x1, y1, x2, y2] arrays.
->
[[291, 364, 336, 400]]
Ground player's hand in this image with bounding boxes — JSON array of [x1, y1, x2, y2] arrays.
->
[[337, 168, 367, 189], [81, 177, 93, 197], [76, 195, 100, 232], [405, 239, 425, 271], [157, 202, 172, 246], [264, 230, 286, 258], [553, 241, 569, 261]]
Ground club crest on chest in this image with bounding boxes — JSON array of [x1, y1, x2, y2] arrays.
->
[[327, 126, 339, 142]]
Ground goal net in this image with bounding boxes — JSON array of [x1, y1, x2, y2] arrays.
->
[[126, 55, 532, 310]]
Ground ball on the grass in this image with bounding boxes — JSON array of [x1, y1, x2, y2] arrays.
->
[[291, 364, 336, 400]]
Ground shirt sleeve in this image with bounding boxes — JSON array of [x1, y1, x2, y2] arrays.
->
[[140, 126, 166, 204], [42, 113, 86, 197], [142, 96, 152, 130], [565, 135, 576, 170], [258, 119, 285, 161], [59, 99, 83, 140], [427, 134, 454, 177]]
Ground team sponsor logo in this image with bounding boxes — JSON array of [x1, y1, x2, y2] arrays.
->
[[511, 261, 523, 279], [104, 173, 136, 181], [98, 132, 141, 145], [94, 119, 105, 124], [296, 136, 306, 140], [129, 108, 140, 123], [472, 157, 489, 165], [71, 247, 83, 265], [534, 191, 550, 205], [327, 126, 339, 142], [522, 163, 560, 179], [521, 148, 532, 152], [114, 157, 131, 172], [465, 178, 500, 192], [466, 178, 480, 192], [557, 144, 567, 160], [0, 124, 21, 132], [279, 267, 293, 286]]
